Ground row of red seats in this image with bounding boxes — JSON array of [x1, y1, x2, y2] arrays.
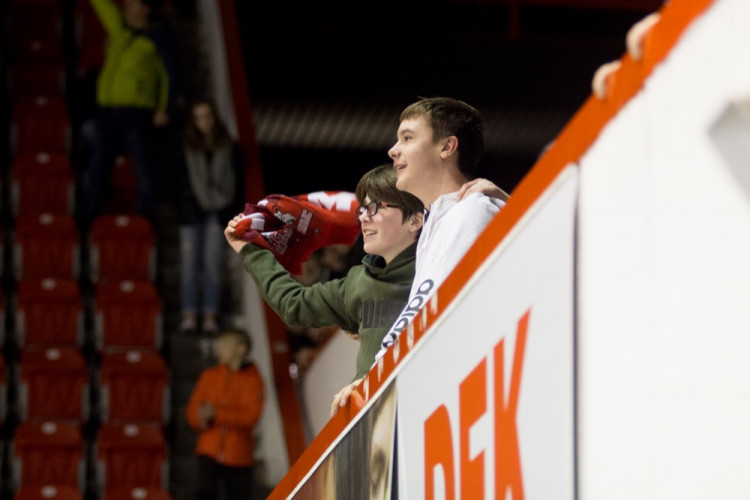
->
[[9, 212, 156, 282], [8, 347, 169, 423], [12, 420, 169, 498]]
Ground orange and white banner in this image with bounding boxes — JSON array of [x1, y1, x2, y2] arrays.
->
[[395, 167, 578, 500]]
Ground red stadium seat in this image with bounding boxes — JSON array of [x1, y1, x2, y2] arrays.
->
[[9, 37, 64, 65], [104, 487, 172, 500], [8, 62, 66, 97], [89, 215, 156, 284], [100, 350, 169, 424], [74, 0, 107, 73], [14, 484, 83, 500], [6, 2, 63, 45], [10, 95, 71, 154], [11, 421, 85, 490], [15, 278, 84, 348], [11, 152, 75, 216], [13, 213, 80, 280], [19, 347, 89, 422], [95, 423, 168, 494], [103, 156, 138, 214], [94, 281, 162, 351]]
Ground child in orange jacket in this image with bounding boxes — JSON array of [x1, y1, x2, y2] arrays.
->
[[186, 329, 264, 500]]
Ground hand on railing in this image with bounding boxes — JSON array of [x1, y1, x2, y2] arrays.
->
[[330, 378, 363, 417]]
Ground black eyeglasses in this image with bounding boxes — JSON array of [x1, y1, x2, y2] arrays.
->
[[356, 201, 400, 218]]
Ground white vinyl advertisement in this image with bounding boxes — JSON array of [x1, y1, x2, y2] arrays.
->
[[395, 166, 579, 500]]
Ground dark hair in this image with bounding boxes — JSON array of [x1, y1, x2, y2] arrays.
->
[[184, 98, 233, 152], [355, 164, 424, 223], [218, 329, 252, 353], [400, 96, 484, 180]]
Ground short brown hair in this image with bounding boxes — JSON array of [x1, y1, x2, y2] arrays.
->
[[218, 329, 252, 353], [400, 97, 484, 180], [355, 164, 424, 223]]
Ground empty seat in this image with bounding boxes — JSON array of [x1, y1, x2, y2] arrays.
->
[[11, 152, 75, 216], [96, 423, 168, 494], [89, 215, 155, 284], [19, 347, 89, 422], [105, 487, 172, 500], [15, 278, 84, 348], [9, 37, 64, 65], [10, 95, 71, 154], [6, 1, 63, 45], [103, 156, 138, 214], [94, 281, 162, 351], [8, 62, 66, 97], [13, 213, 80, 280], [100, 350, 169, 424], [11, 421, 85, 490], [14, 484, 83, 500]]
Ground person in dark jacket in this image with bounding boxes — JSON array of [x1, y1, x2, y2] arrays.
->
[[177, 98, 243, 334]]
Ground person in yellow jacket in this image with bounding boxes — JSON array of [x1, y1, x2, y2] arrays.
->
[[84, 0, 176, 226], [186, 329, 265, 500]]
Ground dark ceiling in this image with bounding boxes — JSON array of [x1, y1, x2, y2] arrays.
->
[[234, 0, 661, 195]]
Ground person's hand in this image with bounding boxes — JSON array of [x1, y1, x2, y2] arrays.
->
[[343, 330, 360, 341], [626, 12, 660, 61], [224, 213, 255, 253], [198, 401, 215, 428], [457, 178, 510, 202], [592, 12, 661, 100], [592, 60, 622, 99], [153, 110, 169, 127], [330, 379, 362, 416]]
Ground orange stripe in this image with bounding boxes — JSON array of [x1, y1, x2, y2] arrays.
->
[[267, 0, 716, 497]]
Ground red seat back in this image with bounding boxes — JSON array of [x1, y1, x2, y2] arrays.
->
[[13, 214, 80, 280], [95, 281, 162, 351], [100, 350, 169, 424], [96, 423, 168, 494], [89, 215, 155, 284], [15, 278, 84, 348], [19, 347, 89, 422], [12, 421, 85, 490]]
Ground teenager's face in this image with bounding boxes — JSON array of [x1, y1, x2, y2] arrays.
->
[[388, 116, 442, 202], [192, 103, 215, 136], [358, 196, 418, 264]]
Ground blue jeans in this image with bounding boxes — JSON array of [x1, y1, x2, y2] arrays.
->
[[180, 212, 223, 316]]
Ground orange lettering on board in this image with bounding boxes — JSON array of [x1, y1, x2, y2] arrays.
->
[[495, 310, 529, 500], [460, 358, 487, 499], [424, 404, 456, 500], [422, 308, 530, 500]]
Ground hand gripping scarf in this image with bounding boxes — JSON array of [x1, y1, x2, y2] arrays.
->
[[233, 191, 361, 275]]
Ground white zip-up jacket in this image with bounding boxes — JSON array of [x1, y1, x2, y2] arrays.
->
[[375, 191, 504, 360]]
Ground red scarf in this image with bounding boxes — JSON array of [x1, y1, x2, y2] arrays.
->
[[234, 191, 361, 275]]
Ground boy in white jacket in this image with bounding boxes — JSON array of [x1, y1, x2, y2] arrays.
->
[[376, 97, 508, 359]]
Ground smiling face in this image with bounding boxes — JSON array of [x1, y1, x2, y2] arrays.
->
[[388, 116, 444, 205], [359, 196, 420, 264]]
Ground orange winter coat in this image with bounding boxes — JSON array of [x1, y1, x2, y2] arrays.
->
[[186, 362, 264, 467]]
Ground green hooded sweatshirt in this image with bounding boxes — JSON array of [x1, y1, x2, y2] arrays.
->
[[239, 242, 417, 380], [91, 0, 170, 112]]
